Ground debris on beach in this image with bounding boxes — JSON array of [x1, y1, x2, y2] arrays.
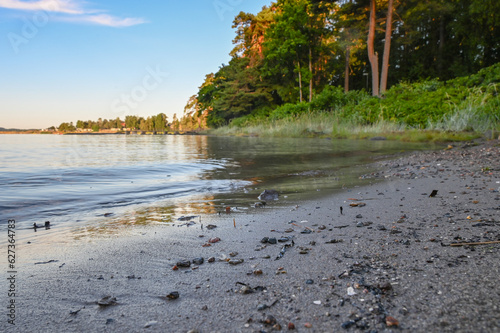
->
[[144, 321, 158, 328], [178, 215, 198, 221], [206, 224, 217, 230], [208, 237, 221, 243], [325, 239, 344, 244], [349, 202, 366, 207], [429, 190, 438, 197], [34, 259, 59, 265], [97, 296, 117, 306], [275, 241, 294, 260]]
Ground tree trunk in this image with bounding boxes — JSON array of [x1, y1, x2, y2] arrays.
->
[[367, 0, 379, 97], [380, 0, 394, 94], [309, 46, 313, 102], [344, 47, 350, 93], [438, 15, 444, 77], [297, 60, 303, 103]]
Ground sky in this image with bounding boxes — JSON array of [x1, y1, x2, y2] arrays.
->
[[0, 0, 272, 129]]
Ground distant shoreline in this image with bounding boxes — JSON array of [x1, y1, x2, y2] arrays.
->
[[0, 130, 200, 135]]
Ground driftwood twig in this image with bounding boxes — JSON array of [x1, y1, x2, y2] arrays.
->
[[449, 240, 500, 247]]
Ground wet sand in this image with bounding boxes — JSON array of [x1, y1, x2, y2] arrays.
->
[[9, 140, 500, 332]]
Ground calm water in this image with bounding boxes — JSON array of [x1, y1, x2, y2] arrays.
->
[[0, 134, 432, 241]]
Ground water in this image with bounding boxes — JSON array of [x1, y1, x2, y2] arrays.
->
[[0, 134, 432, 242]]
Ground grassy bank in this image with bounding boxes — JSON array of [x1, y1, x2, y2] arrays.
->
[[208, 64, 500, 142], [208, 112, 481, 142]]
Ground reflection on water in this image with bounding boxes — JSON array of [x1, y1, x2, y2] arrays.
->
[[0, 134, 435, 243]]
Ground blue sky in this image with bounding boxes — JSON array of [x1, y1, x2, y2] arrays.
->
[[0, 0, 272, 129]]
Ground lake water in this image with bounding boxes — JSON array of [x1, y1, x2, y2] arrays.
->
[[0, 134, 432, 242]]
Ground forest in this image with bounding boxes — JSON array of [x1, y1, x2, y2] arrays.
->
[[56, 0, 499, 136], [178, 0, 500, 135]]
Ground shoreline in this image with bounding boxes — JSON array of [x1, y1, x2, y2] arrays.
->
[[8, 140, 500, 332]]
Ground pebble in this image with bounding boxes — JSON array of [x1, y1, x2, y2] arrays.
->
[[306, 279, 314, 285], [257, 303, 268, 311], [386, 316, 399, 327], [166, 291, 179, 300], [207, 257, 215, 263], [192, 258, 204, 265], [228, 259, 244, 265], [176, 260, 191, 268], [97, 296, 117, 306], [263, 315, 277, 326], [144, 321, 158, 328]]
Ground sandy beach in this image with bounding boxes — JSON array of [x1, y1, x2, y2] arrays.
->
[[7, 139, 500, 332]]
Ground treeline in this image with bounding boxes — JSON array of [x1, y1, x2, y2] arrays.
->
[[178, 0, 500, 129], [57, 113, 186, 132]]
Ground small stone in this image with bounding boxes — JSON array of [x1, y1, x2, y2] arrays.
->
[[192, 257, 204, 265], [304, 322, 312, 328], [341, 320, 356, 329], [166, 291, 180, 300], [240, 286, 253, 294], [207, 257, 215, 263], [288, 322, 295, 330], [313, 300, 321, 305], [97, 296, 117, 306], [201, 305, 208, 311], [176, 260, 191, 268], [253, 269, 263, 275], [379, 281, 393, 292], [263, 315, 277, 326], [257, 303, 268, 311], [261, 237, 269, 243], [208, 237, 220, 243], [229, 252, 238, 257], [347, 287, 356, 296], [144, 321, 158, 328], [228, 259, 244, 265], [206, 224, 217, 230], [268, 237, 277, 244], [306, 279, 314, 285], [386, 316, 399, 327], [356, 214, 363, 218]]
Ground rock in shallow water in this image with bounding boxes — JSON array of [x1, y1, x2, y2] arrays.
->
[[258, 189, 279, 201]]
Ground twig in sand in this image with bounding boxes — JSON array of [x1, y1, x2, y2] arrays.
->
[[449, 240, 500, 247]]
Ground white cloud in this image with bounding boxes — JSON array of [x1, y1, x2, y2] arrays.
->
[[0, 0, 146, 27], [63, 14, 147, 27], [0, 0, 85, 14]]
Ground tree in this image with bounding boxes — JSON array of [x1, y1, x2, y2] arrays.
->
[[379, 0, 394, 94], [264, 0, 322, 103]]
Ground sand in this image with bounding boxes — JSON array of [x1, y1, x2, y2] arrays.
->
[[5, 139, 500, 332]]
